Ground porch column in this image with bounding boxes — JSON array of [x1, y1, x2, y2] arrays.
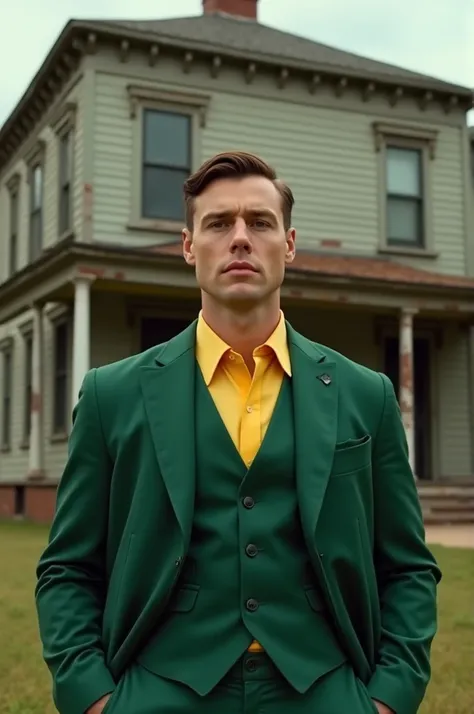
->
[[399, 307, 418, 475], [28, 303, 45, 479], [72, 277, 92, 405]]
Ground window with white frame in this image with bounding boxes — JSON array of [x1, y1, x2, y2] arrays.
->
[[142, 109, 192, 222], [127, 85, 210, 229], [23, 333, 33, 442], [372, 122, 438, 254], [7, 173, 20, 277], [52, 320, 70, 434], [386, 146, 424, 248], [29, 162, 44, 261], [59, 129, 73, 235], [1, 344, 13, 450], [50, 102, 76, 238]]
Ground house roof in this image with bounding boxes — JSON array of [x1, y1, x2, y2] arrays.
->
[[0, 13, 472, 169], [152, 241, 474, 291], [87, 14, 471, 96]]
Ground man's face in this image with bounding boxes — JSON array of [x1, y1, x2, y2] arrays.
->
[[182, 176, 296, 309]]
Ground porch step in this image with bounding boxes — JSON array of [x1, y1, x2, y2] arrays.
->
[[418, 483, 474, 525]]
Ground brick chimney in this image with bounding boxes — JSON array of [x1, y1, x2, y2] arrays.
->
[[202, 0, 258, 20]]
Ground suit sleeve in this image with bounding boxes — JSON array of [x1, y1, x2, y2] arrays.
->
[[366, 373, 442, 714], [35, 369, 116, 714]]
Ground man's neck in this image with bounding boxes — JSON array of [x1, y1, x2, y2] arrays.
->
[[201, 301, 281, 372]]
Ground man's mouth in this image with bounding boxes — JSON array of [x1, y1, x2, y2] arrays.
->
[[223, 261, 258, 273]]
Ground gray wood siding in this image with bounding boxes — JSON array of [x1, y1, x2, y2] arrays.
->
[[93, 79, 133, 247], [90, 61, 468, 275]]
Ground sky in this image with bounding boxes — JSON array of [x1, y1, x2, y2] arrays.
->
[[0, 0, 472, 127]]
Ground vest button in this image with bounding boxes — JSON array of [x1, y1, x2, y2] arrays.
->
[[242, 496, 255, 509], [245, 543, 258, 558], [246, 598, 259, 612], [245, 658, 258, 672]]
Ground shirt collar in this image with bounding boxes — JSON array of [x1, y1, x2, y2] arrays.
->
[[196, 310, 292, 386]]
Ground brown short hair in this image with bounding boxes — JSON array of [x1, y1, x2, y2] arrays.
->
[[183, 151, 295, 231]]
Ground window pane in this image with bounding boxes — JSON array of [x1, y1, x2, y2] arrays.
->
[[10, 192, 19, 274], [2, 351, 12, 446], [10, 192, 18, 235], [2, 397, 10, 446], [54, 323, 68, 433], [143, 111, 190, 168], [54, 375, 67, 432], [142, 166, 188, 221], [59, 185, 70, 234], [386, 147, 422, 197], [60, 132, 71, 184], [24, 337, 33, 438], [387, 196, 423, 245], [31, 165, 43, 209], [55, 323, 68, 371]]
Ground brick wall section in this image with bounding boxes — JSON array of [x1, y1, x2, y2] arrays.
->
[[0, 485, 56, 523], [26, 487, 57, 523], [0, 487, 15, 518]]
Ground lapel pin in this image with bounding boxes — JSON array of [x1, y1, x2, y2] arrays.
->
[[318, 373, 332, 386]]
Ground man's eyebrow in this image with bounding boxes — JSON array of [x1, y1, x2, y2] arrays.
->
[[201, 208, 277, 223], [201, 210, 234, 223], [245, 208, 276, 218]]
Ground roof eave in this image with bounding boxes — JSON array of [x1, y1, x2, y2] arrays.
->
[[79, 20, 473, 98], [0, 21, 78, 153]]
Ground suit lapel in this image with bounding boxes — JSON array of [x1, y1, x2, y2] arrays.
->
[[139, 322, 197, 544], [288, 324, 338, 541]]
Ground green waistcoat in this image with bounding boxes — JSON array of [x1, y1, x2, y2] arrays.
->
[[136, 364, 346, 694]]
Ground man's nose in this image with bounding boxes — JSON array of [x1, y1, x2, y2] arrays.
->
[[230, 218, 252, 252]]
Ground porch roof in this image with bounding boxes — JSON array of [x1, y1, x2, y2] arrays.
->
[[2, 237, 474, 324]]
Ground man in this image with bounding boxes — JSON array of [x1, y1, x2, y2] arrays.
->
[[36, 151, 441, 714]]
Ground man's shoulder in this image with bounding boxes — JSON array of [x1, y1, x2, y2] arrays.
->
[[92, 343, 167, 387], [317, 341, 381, 382], [296, 331, 383, 385]]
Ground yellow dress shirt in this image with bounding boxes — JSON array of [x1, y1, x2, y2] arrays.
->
[[196, 311, 292, 653]]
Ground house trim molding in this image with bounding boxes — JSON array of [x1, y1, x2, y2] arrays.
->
[[127, 83, 211, 127], [372, 121, 439, 159]]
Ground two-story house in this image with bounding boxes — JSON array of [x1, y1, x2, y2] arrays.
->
[[0, 0, 473, 522]]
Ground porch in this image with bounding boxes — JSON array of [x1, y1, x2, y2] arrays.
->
[[1, 237, 474, 520]]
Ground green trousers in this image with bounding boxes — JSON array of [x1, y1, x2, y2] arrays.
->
[[103, 652, 378, 714]]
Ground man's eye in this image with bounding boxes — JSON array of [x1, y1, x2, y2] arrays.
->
[[253, 220, 269, 228]]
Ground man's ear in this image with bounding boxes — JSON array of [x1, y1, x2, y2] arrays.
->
[[285, 227, 296, 264], [182, 228, 195, 266]]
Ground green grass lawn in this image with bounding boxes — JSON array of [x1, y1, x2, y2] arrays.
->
[[0, 521, 473, 714]]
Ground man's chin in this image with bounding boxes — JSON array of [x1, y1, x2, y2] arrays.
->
[[218, 286, 265, 310]]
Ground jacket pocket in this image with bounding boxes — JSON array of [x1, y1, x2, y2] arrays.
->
[[331, 435, 371, 477], [304, 586, 326, 613], [167, 584, 200, 613]]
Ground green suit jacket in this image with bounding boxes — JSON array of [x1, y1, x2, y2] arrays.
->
[[35, 321, 441, 714]]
